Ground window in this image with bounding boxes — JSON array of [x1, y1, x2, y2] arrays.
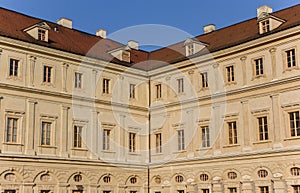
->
[[175, 175, 184, 183], [9, 59, 19, 77], [4, 191, 16, 193], [226, 66, 235, 83], [103, 129, 110, 150], [155, 133, 162, 153], [41, 191, 50, 193], [154, 177, 161, 184], [74, 174, 82, 182], [103, 176, 111, 183], [200, 174, 209, 181], [228, 188, 237, 193], [228, 121, 237, 145], [202, 189, 209, 193], [129, 191, 137, 193], [129, 84, 136, 99], [286, 49, 296, 68], [289, 111, 300, 137], [254, 58, 264, 76], [74, 125, 82, 148], [4, 173, 16, 181], [260, 186, 269, 193], [155, 84, 162, 98], [6, 117, 18, 143], [122, 51, 130, 62], [258, 116, 268, 141], [200, 72, 208, 88], [177, 129, 185, 151], [103, 78, 110, 94], [187, 44, 194, 56], [177, 78, 184, 94], [103, 191, 111, 193], [74, 72, 83, 89], [293, 185, 300, 193], [228, 172, 237, 180], [201, 126, 210, 148], [41, 122, 51, 146], [43, 66, 52, 83], [178, 191, 184, 193], [129, 132, 136, 152], [261, 20, 270, 33], [40, 174, 51, 182], [258, 170, 268, 178], [38, 29, 46, 41], [130, 177, 137, 184], [291, 167, 300, 176]]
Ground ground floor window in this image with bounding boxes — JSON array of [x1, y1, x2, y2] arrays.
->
[[4, 190, 16, 193], [293, 185, 300, 193]]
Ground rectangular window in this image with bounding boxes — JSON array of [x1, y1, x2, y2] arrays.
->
[[178, 191, 184, 193], [155, 84, 162, 98], [228, 188, 237, 193], [74, 125, 82, 148], [228, 121, 237, 145], [103, 78, 110, 94], [6, 117, 18, 143], [41, 122, 51, 146], [43, 66, 52, 83], [129, 84, 136, 99], [293, 185, 300, 193], [155, 133, 162, 153], [289, 111, 300, 137], [286, 49, 296, 68], [4, 191, 16, 193], [177, 129, 185, 151], [201, 126, 210, 148], [202, 189, 209, 193], [261, 20, 270, 33], [129, 132, 136, 152], [260, 186, 269, 193], [9, 59, 19, 77], [187, 44, 194, 56], [200, 72, 208, 88], [103, 191, 111, 193], [74, 72, 83, 89], [254, 58, 264, 76], [41, 191, 50, 193], [38, 29, 46, 41], [103, 129, 110, 150], [258, 116, 268, 141], [177, 78, 184, 93], [226, 66, 235, 82]]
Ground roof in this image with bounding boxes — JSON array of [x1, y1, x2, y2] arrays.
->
[[0, 4, 300, 71]]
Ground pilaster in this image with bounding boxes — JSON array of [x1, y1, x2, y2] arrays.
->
[[25, 99, 37, 155], [269, 48, 277, 79]]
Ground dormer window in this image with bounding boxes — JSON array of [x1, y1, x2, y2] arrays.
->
[[38, 29, 46, 41], [261, 20, 270, 33], [122, 51, 130, 63], [108, 46, 131, 63], [187, 44, 194, 56], [24, 22, 50, 42], [257, 6, 285, 34], [184, 38, 207, 57]]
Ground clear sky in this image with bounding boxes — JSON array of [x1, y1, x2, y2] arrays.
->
[[0, 0, 299, 50]]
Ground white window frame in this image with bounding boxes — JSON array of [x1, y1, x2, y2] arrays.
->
[[4, 110, 25, 144]]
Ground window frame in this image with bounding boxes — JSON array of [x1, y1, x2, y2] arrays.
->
[[103, 78, 110, 94], [155, 83, 162, 99], [253, 57, 265, 78], [73, 125, 83, 148], [8, 58, 21, 78], [41, 121, 52, 146], [200, 72, 209, 89], [129, 132, 136, 153], [42, 65, 54, 85], [38, 29, 46, 41], [177, 78, 184, 94], [129, 84, 136, 99], [224, 65, 235, 84], [201, 126, 210, 148], [102, 129, 111, 151], [4, 110, 24, 145], [74, 72, 83, 89], [155, 132, 162, 153], [177, 129, 185, 151]]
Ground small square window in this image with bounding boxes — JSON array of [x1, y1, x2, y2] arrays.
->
[[228, 188, 237, 193], [259, 186, 269, 193]]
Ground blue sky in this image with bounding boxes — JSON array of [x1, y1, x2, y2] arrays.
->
[[0, 0, 299, 50]]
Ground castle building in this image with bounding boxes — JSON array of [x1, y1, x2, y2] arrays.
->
[[0, 4, 300, 193]]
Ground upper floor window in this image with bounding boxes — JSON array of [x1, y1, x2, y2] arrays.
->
[[254, 58, 264, 76], [289, 111, 300, 137], [261, 20, 270, 33], [155, 84, 162, 98], [41, 121, 51, 146], [228, 188, 237, 193], [74, 174, 82, 182], [177, 78, 184, 94], [228, 172, 237, 180], [103, 129, 110, 151], [228, 121, 237, 145], [175, 175, 184, 183], [129, 84, 136, 99], [103, 78, 110, 94], [155, 133, 162, 153], [291, 167, 300, 176], [74, 125, 83, 148], [200, 72, 208, 88], [201, 126, 210, 148], [9, 59, 19, 77], [74, 72, 83, 89], [200, 174, 209, 181], [260, 186, 269, 193], [43, 66, 52, 83], [130, 177, 137, 184], [226, 65, 235, 83], [177, 129, 185, 151], [286, 49, 296, 68], [258, 169, 268, 178], [129, 132, 136, 152], [103, 176, 111, 183], [38, 29, 46, 41], [258, 116, 268, 141], [6, 117, 18, 143]]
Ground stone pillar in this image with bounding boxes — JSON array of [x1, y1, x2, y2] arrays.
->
[[62, 63, 69, 92], [212, 63, 219, 93], [188, 70, 195, 95], [213, 103, 221, 155], [60, 105, 70, 158], [28, 56, 36, 87], [241, 99, 251, 151], [89, 109, 99, 159], [241, 178, 254, 193], [186, 109, 195, 158], [89, 184, 98, 193], [269, 48, 277, 79], [58, 183, 68, 193], [25, 99, 37, 155], [212, 177, 223, 193], [270, 94, 282, 148], [273, 174, 286, 193], [92, 69, 98, 98], [23, 183, 35, 193], [165, 76, 171, 99], [118, 114, 126, 161], [240, 56, 247, 86]]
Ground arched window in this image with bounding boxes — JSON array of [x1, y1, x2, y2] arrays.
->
[[258, 170, 268, 178], [154, 177, 161, 184], [130, 177, 137, 184], [228, 172, 237, 180], [74, 174, 82, 182], [175, 175, 184, 183], [40, 174, 51, 182], [103, 176, 111, 183], [291, 167, 300, 176], [4, 173, 16, 181], [200, 174, 209, 181]]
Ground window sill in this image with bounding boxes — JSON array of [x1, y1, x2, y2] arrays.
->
[[102, 93, 112, 97], [225, 81, 237, 86], [3, 142, 23, 146], [198, 87, 209, 92], [173, 150, 187, 154], [41, 82, 55, 87], [38, 145, 58, 149], [283, 66, 299, 72], [252, 75, 266, 80], [101, 150, 116, 154], [284, 136, 300, 141], [128, 152, 140, 156], [223, 144, 240, 148], [252, 140, 272, 145], [7, 76, 22, 80], [196, 147, 212, 151], [71, 148, 88, 151]]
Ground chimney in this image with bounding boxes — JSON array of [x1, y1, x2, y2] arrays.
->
[[203, 24, 216, 34], [96, 29, 107, 39], [128, 40, 139, 50], [257, 5, 273, 19], [57, 18, 72, 29]]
